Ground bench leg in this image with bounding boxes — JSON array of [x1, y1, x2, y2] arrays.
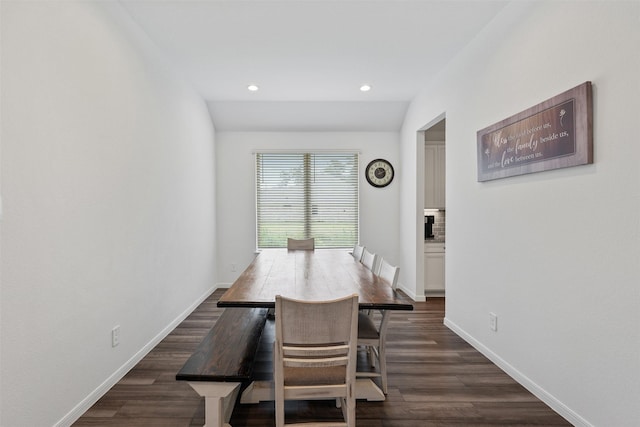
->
[[188, 382, 241, 427]]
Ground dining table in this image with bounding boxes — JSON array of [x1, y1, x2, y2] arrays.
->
[[218, 248, 414, 311], [217, 248, 414, 403]]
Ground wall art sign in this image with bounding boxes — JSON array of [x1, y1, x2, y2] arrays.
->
[[477, 81, 593, 182]]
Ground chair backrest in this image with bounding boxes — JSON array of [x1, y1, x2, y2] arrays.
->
[[352, 244, 365, 262], [287, 237, 315, 250], [275, 293, 359, 352], [377, 258, 400, 290], [360, 248, 378, 272], [274, 294, 359, 424]]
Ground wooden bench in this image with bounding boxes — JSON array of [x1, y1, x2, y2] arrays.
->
[[176, 307, 268, 427]]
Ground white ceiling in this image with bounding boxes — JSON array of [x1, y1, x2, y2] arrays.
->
[[119, 0, 508, 131]]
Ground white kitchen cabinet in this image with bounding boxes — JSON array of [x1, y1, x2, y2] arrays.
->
[[424, 143, 445, 209], [424, 242, 445, 296]]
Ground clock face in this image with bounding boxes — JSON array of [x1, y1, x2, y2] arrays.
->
[[365, 159, 394, 188]]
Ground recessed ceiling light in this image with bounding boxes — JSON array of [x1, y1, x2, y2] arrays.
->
[[360, 84, 372, 92], [247, 84, 259, 92]]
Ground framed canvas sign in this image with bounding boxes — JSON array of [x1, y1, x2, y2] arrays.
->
[[477, 82, 593, 182]]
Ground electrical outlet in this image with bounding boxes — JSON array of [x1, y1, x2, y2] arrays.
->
[[230, 263, 237, 272], [489, 313, 498, 332], [112, 326, 120, 347]]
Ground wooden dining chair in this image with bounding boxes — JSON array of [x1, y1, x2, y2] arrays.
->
[[357, 258, 400, 394], [286, 237, 315, 250], [274, 294, 359, 427], [360, 248, 378, 272], [351, 244, 365, 262]]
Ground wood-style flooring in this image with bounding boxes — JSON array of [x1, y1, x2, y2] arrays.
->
[[73, 289, 571, 426]]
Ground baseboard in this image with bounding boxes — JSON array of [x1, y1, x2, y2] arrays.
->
[[55, 285, 218, 427], [425, 290, 445, 298], [398, 282, 425, 302], [443, 317, 592, 427]]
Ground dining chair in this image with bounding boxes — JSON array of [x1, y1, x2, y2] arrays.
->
[[351, 243, 365, 262], [360, 248, 378, 272], [286, 237, 315, 250], [357, 258, 400, 394], [376, 257, 400, 290], [274, 294, 359, 427]]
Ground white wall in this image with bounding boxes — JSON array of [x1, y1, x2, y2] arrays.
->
[[215, 131, 402, 288], [400, 1, 639, 426], [0, 2, 217, 426]]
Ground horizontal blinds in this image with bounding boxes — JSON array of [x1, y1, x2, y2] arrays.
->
[[256, 153, 358, 249]]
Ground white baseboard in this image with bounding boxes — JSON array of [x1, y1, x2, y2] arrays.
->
[[55, 285, 218, 427], [398, 282, 425, 301], [443, 317, 592, 427], [425, 290, 445, 298]]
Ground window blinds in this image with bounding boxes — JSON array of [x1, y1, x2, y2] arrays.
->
[[256, 153, 359, 249]]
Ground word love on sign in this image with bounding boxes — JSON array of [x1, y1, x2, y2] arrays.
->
[[477, 82, 593, 182]]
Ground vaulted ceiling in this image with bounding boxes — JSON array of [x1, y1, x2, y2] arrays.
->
[[119, 0, 508, 131]]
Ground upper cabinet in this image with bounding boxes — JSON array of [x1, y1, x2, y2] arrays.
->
[[424, 142, 445, 209]]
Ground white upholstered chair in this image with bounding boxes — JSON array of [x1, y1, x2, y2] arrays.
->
[[274, 294, 359, 427], [351, 244, 365, 262], [286, 237, 315, 250], [360, 248, 378, 272], [357, 258, 400, 394]]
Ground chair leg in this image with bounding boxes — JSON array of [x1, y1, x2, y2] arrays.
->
[[274, 344, 285, 427], [275, 393, 285, 427], [338, 390, 355, 427], [379, 342, 388, 394], [346, 388, 356, 427]]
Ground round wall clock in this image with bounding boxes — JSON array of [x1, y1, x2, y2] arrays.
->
[[365, 158, 394, 188]]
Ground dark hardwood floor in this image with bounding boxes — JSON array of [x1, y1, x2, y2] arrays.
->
[[73, 289, 571, 426]]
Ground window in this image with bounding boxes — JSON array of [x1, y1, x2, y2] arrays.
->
[[256, 152, 358, 249]]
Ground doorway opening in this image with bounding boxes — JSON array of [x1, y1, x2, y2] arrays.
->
[[417, 115, 446, 299]]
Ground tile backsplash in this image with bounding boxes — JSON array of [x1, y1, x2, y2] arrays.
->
[[425, 210, 446, 240]]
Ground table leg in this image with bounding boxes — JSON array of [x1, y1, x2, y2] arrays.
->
[[188, 381, 241, 427]]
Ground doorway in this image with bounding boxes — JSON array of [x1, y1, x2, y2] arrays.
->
[[417, 115, 446, 299]]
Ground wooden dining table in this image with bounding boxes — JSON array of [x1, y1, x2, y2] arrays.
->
[[217, 248, 413, 403], [218, 248, 414, 311]]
